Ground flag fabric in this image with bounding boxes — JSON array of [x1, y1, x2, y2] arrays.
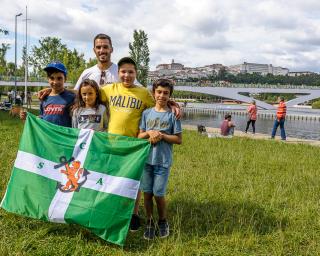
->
[[1, 113, 150, 246]]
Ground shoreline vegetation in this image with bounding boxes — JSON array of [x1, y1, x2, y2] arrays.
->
[[1, 111, 320, 255]]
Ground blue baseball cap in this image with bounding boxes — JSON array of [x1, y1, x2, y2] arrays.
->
[[44, 61, 67, 77]]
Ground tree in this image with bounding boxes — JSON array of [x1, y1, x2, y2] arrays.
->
[[6, 62, 15, 76], [0, 43, 10, 67], [86, 57, 97, 68], [0, 28, 10, 73], [0, 29, 9, 35], [28, 37, 86, 83], [217, 66, 227, 81], [29, 37, 67, 76], [129, 30, 150, 86]]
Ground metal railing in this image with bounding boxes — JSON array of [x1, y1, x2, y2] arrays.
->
[[174, 81, 320, 89]]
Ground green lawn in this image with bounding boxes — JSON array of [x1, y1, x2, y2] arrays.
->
[[1, 110, 320, 255]]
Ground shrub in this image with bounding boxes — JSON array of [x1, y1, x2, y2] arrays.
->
[[312, 100, 320, 109]]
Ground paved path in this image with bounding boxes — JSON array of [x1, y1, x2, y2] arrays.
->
[[183, 124, 320, 147]]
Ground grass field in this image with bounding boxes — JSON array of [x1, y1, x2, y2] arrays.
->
[[1, 110, 320, 255]]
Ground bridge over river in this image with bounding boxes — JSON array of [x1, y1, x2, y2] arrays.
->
[[0, 81, 73, 87], [174, 86, 320, 110], [2, 79, 320, 110]]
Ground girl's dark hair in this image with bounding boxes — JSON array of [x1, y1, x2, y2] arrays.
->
[[152, 78, 174, 96], [75, 79, 101, 110]]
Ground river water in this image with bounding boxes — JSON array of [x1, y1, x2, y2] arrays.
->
[[181, 103, 320, 140]]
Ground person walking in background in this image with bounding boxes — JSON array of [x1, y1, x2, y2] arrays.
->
[[245, 100, 257, 134], [15, 92, 22, 106], [9, 90, 15, 104], [7, 91, 12, 103], [26, 91, 32, 109], [21, 91, 25, 105], [220, 114, 236, 136], [271, 96, 286, 140]]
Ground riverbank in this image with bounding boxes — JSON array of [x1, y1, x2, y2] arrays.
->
[[183, 124, 320, 147]]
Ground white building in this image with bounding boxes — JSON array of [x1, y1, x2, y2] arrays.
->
[[288, 71, 316, 77], [272, 66, 289, 76], [229, 62, 289, 76]]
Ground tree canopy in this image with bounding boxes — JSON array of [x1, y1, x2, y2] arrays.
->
[[0, 28, 10, 74], [207, 72, 320, 87], [129, 29, 150, 86], [28, 37, 86, 83]]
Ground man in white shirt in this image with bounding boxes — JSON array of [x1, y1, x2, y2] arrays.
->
[[74, 34, 119, 89]]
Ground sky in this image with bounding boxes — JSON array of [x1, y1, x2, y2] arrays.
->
[[1, 0, 320, 72]]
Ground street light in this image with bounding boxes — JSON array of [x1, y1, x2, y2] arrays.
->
[[14, 12, 22, 105], [24, 6, 31, 105]]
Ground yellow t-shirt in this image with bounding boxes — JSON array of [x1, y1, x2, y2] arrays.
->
[[100, 82, 155, 137]]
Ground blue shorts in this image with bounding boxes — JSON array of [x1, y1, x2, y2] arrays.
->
[[140, 164, 170, 197]]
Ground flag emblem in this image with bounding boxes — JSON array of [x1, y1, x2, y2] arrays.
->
[[54, 156, 90, 192]]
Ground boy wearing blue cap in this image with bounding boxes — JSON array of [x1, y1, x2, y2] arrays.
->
[[21, 61, 75, 127]]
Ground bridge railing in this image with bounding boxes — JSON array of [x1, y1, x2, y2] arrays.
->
[[0, 76, 73, 84], [0, 76, 48, 83], [174, 81, 320, 89], [183, 107, 320, 122]]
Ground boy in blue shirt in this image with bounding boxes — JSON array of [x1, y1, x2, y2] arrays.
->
[[138, 79, 182, 240], [21, 61, 75, 127]]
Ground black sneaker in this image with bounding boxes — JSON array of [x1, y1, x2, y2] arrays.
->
[[130, 214, 141, 232], [143, 220, 155, 240], [158, 220, 169, 238]]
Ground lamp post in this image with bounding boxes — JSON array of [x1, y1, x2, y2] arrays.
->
[[24, 6, 31, 105], [14, 12, 22, 105]]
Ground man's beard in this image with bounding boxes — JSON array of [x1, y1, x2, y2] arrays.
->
[[98, 54, 109, 63], [99, 58, 109, 63]]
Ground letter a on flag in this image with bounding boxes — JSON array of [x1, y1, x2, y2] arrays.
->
[[1, 113, 150, 246]]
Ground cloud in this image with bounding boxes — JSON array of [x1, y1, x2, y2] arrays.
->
[[1, 0, 320, 72]]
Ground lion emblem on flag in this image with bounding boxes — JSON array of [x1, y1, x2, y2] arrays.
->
[[54, 156, 90, 192]]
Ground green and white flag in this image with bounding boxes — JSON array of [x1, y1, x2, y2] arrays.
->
[[1, 113, 150, 246]]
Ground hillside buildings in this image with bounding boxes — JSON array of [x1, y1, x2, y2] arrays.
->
[[149, 60, 314, 81], [150, 59, 223, 80], [156, 59, 184, 72]]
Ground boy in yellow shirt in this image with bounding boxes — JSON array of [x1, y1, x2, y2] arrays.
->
[[100, 57, 154, 138], [100, 57, 162, 231]]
